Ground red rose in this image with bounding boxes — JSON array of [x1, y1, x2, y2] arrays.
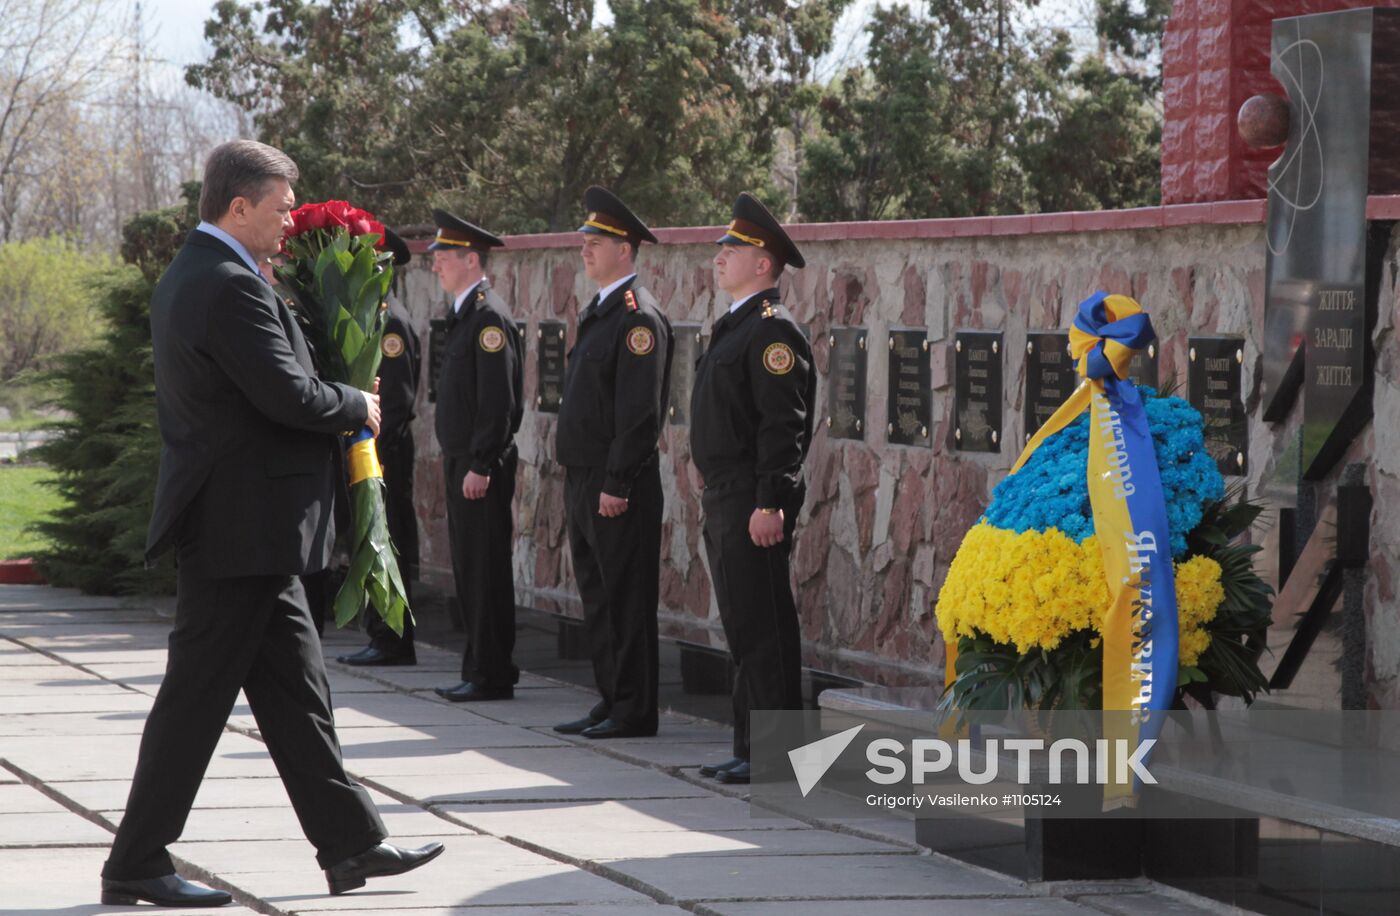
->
[[322, 200, 353, 228]]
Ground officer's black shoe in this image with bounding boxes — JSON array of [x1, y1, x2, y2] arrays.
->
[[580, 718, 657, 740], [714, 761, 752, 784], [337, 645, 416, 667], [698, 756, 746, 778], [325, 841, 445, 895], [553, 714, 603, 734], [100, 874, 232, 907], [433, 681, 513, 702]]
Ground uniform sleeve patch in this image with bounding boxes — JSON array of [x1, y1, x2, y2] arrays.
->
[[381, 333, 405, 358], [479, 326, 506, 353], [762, 342, 795, 375], [626, 326, 655, 356]]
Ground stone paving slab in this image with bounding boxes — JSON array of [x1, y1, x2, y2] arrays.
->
[[375, 766, 713, 804], [0, 585, 132, 611], [0, 732, 279, 782], [227, 695, 500, 730], [0, 847, 263, 916], [0, 782, 72, 814], [0, 810, 115, 846], [0, 681, 132, 696], [0, 691, 153, 715], [0, 711, 153, 737], [697, 900, 1093, 916], [178, 835, 653, 910], [510, 826, 910, 860], [435, 798, 813, 834], [337, 723, 568, 756], [316, 907, 687, 915], [341, 745, 670, 778], [343, 668, 561, 692], [602, 852, 1035, 903], [597, 741, 739, 770]]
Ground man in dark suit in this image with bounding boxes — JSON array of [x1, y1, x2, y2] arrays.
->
[[553, 187, 673, 740], [100, 140, 443, 908], [690, 193, 815, 785], [338, 228, 422, 666], [426, 210, 525, 703]]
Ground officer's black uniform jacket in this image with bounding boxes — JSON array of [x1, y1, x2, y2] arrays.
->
[[434, 282, 523, 475], [378, 299, 420, 440], [556, 277, 673, 498], [690, 288, 815, 509]]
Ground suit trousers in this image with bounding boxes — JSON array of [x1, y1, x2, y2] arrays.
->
[[701, 479, 805, 759], [367, 429, 418, 652], [564, 462, 661, 732], [445, 450, 519, 688], [102, 568, 386, 880]]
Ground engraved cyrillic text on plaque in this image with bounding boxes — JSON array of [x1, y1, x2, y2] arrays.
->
[[1188, 337, 1248, 476], [827, 327, 867, 440], [954, 331, 1002, 452], [536, 320, 566, 413], [1024, 331, 1075, 443], [887, 328, 931, 446]]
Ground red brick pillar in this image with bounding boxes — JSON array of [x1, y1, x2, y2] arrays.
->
[[1160, 0, 1397, 204]]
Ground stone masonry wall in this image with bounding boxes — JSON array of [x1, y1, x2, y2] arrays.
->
[[393, 210, 1400, 706]]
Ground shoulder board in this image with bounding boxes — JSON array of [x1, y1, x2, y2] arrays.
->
[[761, 299, 776, 319], [625, 289, 638, 312]]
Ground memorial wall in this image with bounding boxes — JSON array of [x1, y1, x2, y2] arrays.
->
[[395, 205, 1400, 705]]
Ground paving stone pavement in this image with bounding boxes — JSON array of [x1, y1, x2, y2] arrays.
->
[[0, 585, 1246, 915]]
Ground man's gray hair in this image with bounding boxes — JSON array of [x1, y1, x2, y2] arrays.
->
[[199, 140, 299, 223]]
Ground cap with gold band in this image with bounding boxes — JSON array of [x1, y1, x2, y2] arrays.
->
[[578, 186, 658, 245], [716, 192, 805, 270], [382, 227, 412, 266], [428, 208, 505, 252]]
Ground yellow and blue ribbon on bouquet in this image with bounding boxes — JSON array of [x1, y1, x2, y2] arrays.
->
[[345, 427, 383, 486], [943, 292, 1176, 806]]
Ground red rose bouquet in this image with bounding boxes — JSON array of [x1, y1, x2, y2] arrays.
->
[[276, 200, 410, 635]]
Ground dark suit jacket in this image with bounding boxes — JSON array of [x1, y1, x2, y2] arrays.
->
[[145, 230, 369, 578]]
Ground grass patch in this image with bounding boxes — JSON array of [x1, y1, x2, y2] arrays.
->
[[0, 464, 61, 559]]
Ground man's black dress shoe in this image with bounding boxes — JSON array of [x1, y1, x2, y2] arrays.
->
[[325, 841, 445, 895], [433, 681, 513, 702], [580, 717, 656, 740], [698, 756, 746, 778], [553, 714, 603, 734], [714, 760, 752, 784], [337, 645, 416, 667], [100, 874, 232, 907]]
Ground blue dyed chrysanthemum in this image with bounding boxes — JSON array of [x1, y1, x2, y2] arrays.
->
[[982, 387, 1225, 557]]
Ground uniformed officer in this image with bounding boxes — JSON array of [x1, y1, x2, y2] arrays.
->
[[426, 210, 525, 702], [690, 193, 815, 784], [339, 228, 422, 666], [553, 186, 674, 739]]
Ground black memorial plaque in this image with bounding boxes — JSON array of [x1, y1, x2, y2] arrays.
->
[[536, 320, 566, 413], [668, 323, 702, 425], [427, 318, 448, 403], [826, 327, 867, 440], [1024, 331, 1076, 443], [953, 331, 1002, 452], [1260, 9, 1400, 477], [1188, 337, 1247, 476], [1124, 340, 1159, 389], [887, 329, 931, 446]]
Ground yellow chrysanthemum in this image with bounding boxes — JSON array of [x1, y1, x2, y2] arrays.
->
[[936, 523, 1225, 664]]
